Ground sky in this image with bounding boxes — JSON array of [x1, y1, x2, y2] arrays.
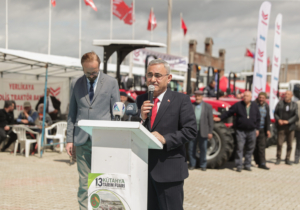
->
[[0, 0, 299, 73]]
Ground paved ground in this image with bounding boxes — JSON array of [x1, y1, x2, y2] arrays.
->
[[1, 142, 300, 210]]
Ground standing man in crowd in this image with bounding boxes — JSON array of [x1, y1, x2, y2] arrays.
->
[[274, 90, 298, 165], [137, 59, 197, 210], [204, 80, 216, 97], [66, 52, 119, 209], [254, 92, 271, 170], [214, 91, 260, 172], [294, 95, 300, 164], [35, 88, 61, 121], [0, 101, 17, 152], [188, 90, 213, 171]]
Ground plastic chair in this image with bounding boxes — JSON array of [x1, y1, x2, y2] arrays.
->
[[45, 122, 67, 153], [13, 126, 40, 158]]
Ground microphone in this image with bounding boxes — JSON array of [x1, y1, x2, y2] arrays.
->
[[113, 102, 125, 121], [125, 103, 138, 121], [148, 85, 155, 118]]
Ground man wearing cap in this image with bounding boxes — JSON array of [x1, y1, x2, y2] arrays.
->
[[188, 90, 213, 171], [254, 92, 271, 170], [16, 101, 39, 126], [120, 91, 129, 121], [0, 101, 17, 152]]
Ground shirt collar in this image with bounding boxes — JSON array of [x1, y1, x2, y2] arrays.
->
[[155, 89, 167, 102]]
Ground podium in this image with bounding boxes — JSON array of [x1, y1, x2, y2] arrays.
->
[[78, 120, 163, 210]]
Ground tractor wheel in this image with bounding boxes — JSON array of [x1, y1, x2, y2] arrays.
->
[[207, 122, 234, 169]]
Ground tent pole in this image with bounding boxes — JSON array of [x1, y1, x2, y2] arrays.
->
[[40, 64, 49, 158]]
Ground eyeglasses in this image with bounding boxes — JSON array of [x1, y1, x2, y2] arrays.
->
[[85, 71, 99, 77], [146, 73, 169, 80]]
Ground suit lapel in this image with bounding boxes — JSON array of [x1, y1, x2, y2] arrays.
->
[[91, 71, 105, 105], [151, 89, 173, 131], [82, 76, 91, 105], [200, 102, 205, 124]]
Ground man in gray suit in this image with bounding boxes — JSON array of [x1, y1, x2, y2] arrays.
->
[[66, 52, 120, 209], [188, 90, 213, 171]]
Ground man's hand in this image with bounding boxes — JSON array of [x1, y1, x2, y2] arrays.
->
[[4, 125, 10, 131], [21, 119, 29, 124], [256, 130, 259, 137], [152, 131, 166, 144], [66, 143, 73, 156], [278, 119, 283, 125], [267, 130, 271, 138], [51, 109, 58, 114], [214, 117, 221, 122], [283, 120, 289, 125], [141, 100, 154, 120], [208, 133, 213, 140]]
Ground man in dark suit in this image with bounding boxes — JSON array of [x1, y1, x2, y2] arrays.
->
[[35, 88, 61, 121], [120, 91, 129, 121], [136, 59, 197, 210], [189, 90, 213, 171]]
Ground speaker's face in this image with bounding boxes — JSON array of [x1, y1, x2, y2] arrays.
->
[[146, 64, 172, 97]]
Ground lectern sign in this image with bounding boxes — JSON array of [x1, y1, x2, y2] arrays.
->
[[88, 173, 131, 210]]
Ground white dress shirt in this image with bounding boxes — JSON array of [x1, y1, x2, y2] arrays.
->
[[86, 71, 100, 93], [47, 96, 55, 113]]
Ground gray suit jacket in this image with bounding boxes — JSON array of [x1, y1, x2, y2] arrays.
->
[[66, 72, 120, 146], [192, 102, 214, 138]]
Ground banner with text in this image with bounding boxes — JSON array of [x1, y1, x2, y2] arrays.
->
[[132, 49, 188, 72], [88, 173, 131, 210], [269, 14, 282, 119], [252, 1, 271, 100], [0, 79, 67, 117]]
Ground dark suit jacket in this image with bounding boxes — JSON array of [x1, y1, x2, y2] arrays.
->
[[255, 99, 271, 135], [274, 100, 298, 131], [192, 102, 213, 138], [36, 95, 61, 120], [136, 89, 197, 183]]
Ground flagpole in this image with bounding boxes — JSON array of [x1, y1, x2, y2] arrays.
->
[[129, 0, 135, 79], [79, 0, 82, 58], [167, 0, 172, 54], [110, 0, 113, 39], [151, 7, 153, 41], [48, 0, 52, 55], [5, 0, 8, 49], [180, 13, 182, 56]]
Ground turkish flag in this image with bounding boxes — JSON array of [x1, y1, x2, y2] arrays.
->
[[245, 48, 254, 58], [181, 17, 187, 35], [51, 0, 56, 7], [123, 3, 134, 25], [147, 10, 157, 31], [113, 0, 131, 20], [84, 0, 97, 11]]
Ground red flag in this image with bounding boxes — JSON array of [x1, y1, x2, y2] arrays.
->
[[113, 0, 131, 20], [267, 57, 271, 66], [147, 9, 157, 31], [51, 0, 56, 7], [84, 0, 97, 11], [245, 48, 254, 58], [123, 3, 134, 25], [181, 17, 187, 35]]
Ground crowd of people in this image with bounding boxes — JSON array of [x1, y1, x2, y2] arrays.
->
[[0, 89, 61, 152]]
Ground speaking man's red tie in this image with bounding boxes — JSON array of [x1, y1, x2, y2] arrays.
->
[[151, 98, 159, 128]]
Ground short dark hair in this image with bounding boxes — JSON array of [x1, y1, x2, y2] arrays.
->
[[4, 100, 13, 108], [210, 80, 215, 85], [258, 92, 267, 98], [81, 51, 101, 68]]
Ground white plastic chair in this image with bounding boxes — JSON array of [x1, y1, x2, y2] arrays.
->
[[45, 122, 67, 153], [13, 126, 40, 158]]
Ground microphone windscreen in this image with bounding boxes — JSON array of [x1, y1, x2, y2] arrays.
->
[[125, 103, 138, 116], [148, 85, 155, 92], [112, 102, 125, 118]]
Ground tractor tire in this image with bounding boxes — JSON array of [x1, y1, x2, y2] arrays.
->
[[207, 122, 234, 169]]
